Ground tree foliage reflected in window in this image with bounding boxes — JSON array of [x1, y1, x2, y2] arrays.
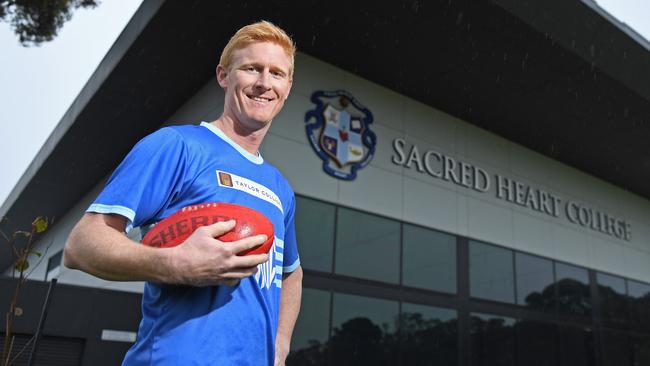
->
[[399, 307, 457, 366], [627, 280, 650, 333], [0, 0, 99, 46], [515, 253, 554, 313], [556, 263, 592, 318], [596, 272, 628, 327], [288, 197, 650, 365], [288, 293, 458, 366], [329, 317, 398, 366], [470, 313, 515, 366]]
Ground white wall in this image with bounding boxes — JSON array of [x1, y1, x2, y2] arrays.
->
[[18, 51, 650, 291], [265, 52, 650, 283]]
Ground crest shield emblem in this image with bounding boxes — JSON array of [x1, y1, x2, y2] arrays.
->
[[305, 90, 376, 180]]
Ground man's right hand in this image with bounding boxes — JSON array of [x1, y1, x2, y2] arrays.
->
[[166, 220, 269, 286], [64, 213, 269, 286]]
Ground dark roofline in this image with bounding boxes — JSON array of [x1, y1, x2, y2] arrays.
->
[[496, 0, 650, 102]]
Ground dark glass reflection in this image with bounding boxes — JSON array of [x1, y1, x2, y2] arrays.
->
[[470, 241, 515, 303], [515, 253, 554, 312], [627, 280, 650, 333], [400, 303, 457, 366], [402, 225, 456, 293], [597, 272, 628, 326], [556, 262, 592, 318], [287, 289, 330, 366], [600, 329, 631, 366], [470, 313, 515, 366], [557, 325, 595, 366], [516, 320, 556, 366], [296, 196, 336, 272], [335, 208, 400, 283], [330, 293, 399, 365], [632, 335, 650, 366]]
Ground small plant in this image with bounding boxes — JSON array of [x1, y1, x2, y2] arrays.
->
[[1, 216, 51, 366]]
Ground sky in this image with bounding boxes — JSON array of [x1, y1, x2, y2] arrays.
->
[[0, 1, 143, 210], [0, 0, 648, 209]]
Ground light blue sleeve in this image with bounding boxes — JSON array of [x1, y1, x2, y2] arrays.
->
[[88, 127, 188, 230], [282, 192, 300, 273]]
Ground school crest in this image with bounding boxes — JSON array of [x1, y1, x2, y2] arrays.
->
[[305, 90, 376, 180]]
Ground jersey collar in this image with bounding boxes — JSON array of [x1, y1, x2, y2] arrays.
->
[[200, 122, 264, 165]]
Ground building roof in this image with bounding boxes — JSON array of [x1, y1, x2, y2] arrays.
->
[[2, 0, 650, 270]]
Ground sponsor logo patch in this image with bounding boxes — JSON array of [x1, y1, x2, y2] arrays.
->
[[216, 170, 283, 213], [218, 172, 233, 187]]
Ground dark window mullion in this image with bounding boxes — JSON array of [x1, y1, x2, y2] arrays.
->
[[512, 251, 518, 306], [458, 236, 470, 366], [590, 270, 604, 366]]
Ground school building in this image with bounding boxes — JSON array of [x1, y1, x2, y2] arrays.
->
[[2, 0, 650, 364]]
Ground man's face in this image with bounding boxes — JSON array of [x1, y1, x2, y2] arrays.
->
[[217, 42, 293, 130]]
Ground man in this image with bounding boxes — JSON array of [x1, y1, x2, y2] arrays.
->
[[64, 21, 302, 366]]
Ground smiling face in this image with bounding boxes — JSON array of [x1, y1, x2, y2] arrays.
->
[[217, 41, 293, 131]]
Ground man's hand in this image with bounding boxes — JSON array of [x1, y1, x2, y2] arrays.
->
[[166, 220, 269, 286], [64, 213, 269, 286]]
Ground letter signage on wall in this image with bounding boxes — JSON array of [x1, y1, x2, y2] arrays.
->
[[391, 138, 632, 241]]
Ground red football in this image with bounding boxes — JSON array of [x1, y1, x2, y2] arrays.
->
[[141, 202, 274, 255]]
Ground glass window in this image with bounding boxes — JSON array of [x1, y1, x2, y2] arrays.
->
[[400, 303, 457, 366], [597, 272, 628, 326], [402, 224, 456, 293], [556, 262, 592, 318], [330, 293, 399, 365], [632, 335, 650, 366], [627, 280, 650, 333], [515, 253, 554, 312], [515, 320, 556, 366], [287, 288, 330, 366], [470, 313, 515, 366], [335, 208, 400, 283], [470, 241, 515, 303], [600, 329, 631, 366], [295, 196, 336, 272], [557, 325, 595, 366]]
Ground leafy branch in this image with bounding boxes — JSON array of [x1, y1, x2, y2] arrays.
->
[[1, 216, 51, 366], [0, 0, 100, 46]]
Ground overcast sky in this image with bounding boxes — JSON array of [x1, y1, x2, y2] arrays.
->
[[0, 1, 142, 209], [0, 0, 648, 209]]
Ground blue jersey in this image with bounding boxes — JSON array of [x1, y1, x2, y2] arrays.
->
[[88, 122, 300, 366]]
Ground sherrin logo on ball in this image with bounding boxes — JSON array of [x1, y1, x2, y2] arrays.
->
[[141, 202, 274, 256]]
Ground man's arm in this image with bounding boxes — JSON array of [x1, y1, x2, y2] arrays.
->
[[64, 212, 269, 286], [274, 266, 303, 366]]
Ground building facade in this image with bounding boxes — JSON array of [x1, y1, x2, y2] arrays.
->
[[2, 1, 650, 365]]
